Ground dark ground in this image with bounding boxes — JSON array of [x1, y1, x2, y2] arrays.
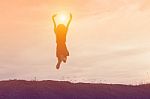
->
[[0, 80, 150, 99]]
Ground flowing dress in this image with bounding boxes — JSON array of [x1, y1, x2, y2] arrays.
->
[[55, 24, 69, 58]]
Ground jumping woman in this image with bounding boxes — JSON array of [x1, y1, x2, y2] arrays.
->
[[52, 13, 72, 69]]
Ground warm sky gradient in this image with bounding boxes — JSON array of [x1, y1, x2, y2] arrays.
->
[[0, 0, 150, 84]]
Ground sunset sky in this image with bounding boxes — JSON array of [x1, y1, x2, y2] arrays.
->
[[0, 0, 150, 84]]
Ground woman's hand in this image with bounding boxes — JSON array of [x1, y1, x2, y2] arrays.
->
[[66, 13, 72, 29], [52, 14, 57, 32], [52, 14, 57, 18], [70, 13, 72, 19]]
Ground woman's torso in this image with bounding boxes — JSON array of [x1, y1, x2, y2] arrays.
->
[[55, 24, 68, 44]]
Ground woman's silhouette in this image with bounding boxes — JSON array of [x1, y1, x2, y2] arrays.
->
[[52, 13, 72, 69]]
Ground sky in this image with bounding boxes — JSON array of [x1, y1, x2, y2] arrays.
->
[[0, 0, 150, 84]]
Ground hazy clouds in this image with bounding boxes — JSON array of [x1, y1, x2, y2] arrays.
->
[[0, 0, 150, 84]]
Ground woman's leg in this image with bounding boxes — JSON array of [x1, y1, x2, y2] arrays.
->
[[56, 58, 62, 69], [62, 56, 67, 63]]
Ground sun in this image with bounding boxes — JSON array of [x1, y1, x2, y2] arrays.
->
[[57, 13, 68, 24], [60, 14, 66, 22]]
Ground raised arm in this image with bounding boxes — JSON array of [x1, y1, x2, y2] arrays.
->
[[52, 14, 57, 33], [67, 13, 72, 29]]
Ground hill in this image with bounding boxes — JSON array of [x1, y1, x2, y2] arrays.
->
[[0, 80, 150, 99]]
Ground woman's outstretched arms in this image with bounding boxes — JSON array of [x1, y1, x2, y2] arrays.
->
[[52, 14, 57, 33], [67, 13, 72, 29]]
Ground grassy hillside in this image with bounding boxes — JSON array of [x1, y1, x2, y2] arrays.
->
[[0, 80, 149, 99]]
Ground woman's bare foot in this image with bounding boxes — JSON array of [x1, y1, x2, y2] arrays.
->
[[62, 57, 67, 63], [56, 63, 60, 69], [56, 58, 62, 69]]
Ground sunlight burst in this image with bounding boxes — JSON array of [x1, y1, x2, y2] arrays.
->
[[57, 13, 68, 24], [60, 14, 66, 22]]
